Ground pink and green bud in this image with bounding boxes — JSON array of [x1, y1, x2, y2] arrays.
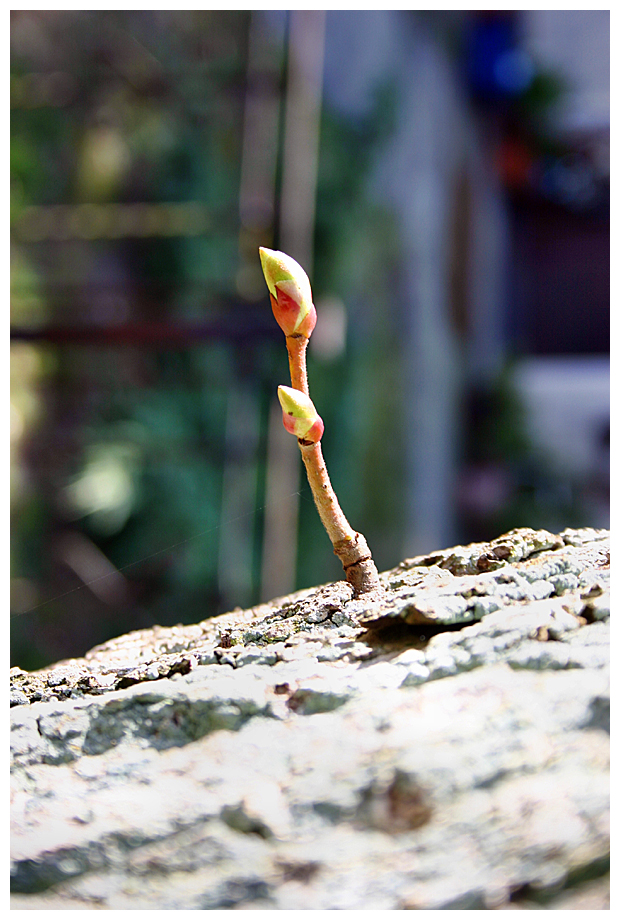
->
[[277, 385, 324, 443], [259, 247, 317, 338]]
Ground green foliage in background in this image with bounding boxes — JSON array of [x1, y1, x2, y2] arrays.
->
[[11, 10, 402, 669]]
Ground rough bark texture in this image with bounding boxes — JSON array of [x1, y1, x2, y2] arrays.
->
[[11, 526, 609, 910]]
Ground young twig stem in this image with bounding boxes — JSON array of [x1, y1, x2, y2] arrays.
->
[[286, 335, 309, 396], [298, 440, 382, 596]]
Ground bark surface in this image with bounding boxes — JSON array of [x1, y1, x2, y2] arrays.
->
[[11, 527, 610, 909]]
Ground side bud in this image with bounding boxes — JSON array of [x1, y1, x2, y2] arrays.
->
[[277, 385, 324, 443], [259, 247, 317, 338]]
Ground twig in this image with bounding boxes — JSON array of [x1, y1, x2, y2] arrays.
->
[[260, 247, 382, 596]]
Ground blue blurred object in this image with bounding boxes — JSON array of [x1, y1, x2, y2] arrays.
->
[[466, 12, 534, 101]]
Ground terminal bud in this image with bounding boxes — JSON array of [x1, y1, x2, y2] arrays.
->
[[259, 247, 317, 338]]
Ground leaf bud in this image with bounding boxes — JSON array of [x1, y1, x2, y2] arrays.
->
[[259, 247, 317, 338], [277, 385, 324, 443]]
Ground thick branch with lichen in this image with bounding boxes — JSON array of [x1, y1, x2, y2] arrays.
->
[[260, 247, 382, 597]]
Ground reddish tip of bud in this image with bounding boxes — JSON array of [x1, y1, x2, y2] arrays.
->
[[270, 289, 317, 338], [302, 416, 325, 443]]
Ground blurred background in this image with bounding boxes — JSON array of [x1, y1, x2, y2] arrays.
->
[[11, 10, 609, 670]]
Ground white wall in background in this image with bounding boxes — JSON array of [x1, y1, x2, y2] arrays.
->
[[513, 356, 610, 478]]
